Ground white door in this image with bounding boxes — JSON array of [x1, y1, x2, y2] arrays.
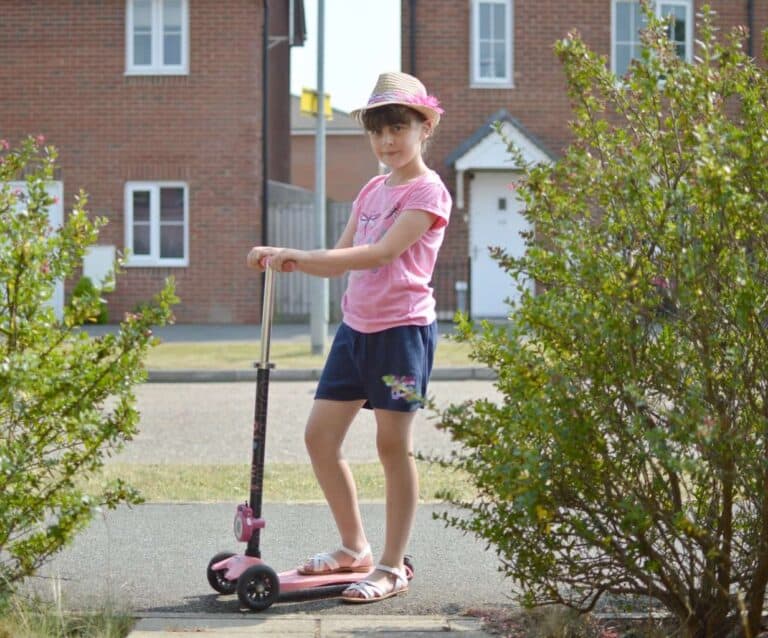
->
[[469, 171, 532, 318], [9, 181, 64, 319]]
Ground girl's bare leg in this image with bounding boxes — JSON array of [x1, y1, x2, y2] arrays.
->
[[303, 398, 371, 567], [344, 408, 418, 597]]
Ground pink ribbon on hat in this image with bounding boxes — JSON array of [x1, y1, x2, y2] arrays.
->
[[366, 90, 444, 114]]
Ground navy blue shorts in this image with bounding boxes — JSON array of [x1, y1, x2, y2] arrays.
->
[[315, 322, 437, 412]]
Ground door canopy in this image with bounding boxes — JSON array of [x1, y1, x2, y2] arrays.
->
[[445, 109, 554, 208]]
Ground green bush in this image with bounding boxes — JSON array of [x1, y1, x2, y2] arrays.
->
[[71, 276, 109, 324], [438, 8, 768, 637], [0, 136, 178, 596]]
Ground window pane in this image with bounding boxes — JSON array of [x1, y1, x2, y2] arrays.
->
[[163, 0, 182, 65], [634, 2, 647, 30], [674, 19, 686, 44], [133, 224, 150, 255], [164, 0, 182, 27], [494, 42, 506, 78], [615, 44, 631, 75], [479, 42, 492, 78], [479, 3, 491, 39], [160, 187, 184, 221], [672, 18, 686, 44], [493, 3, 505, 40], [133, 191, 150, 222], [615, 2, 631, 41], [660, 4, 687, 58], [164, 34, 181, 65], [132, 0, 153, 66], [160, 225, 184, 258], [134, 0, 152, 28], [134, 34, 151, 65], [671, 7, 686, 43]]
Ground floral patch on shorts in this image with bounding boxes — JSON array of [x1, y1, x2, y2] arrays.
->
[[389, 375, 418, 402]]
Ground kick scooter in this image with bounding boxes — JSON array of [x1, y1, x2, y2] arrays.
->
[[206, 266, 413, 611]]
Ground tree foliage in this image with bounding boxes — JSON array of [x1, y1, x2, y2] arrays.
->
[[439, 7, 768, 637], [0, 137, 178, 595]]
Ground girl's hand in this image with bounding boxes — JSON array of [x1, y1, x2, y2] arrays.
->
[[267, 248, 302, 272], [246, 246, 300, 272], [246, 246, 279, 271]]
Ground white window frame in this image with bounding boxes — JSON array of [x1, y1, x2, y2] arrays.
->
[[470, 0, 514, 88], [125, 0, 189, 75], [124, 181, 189, 267], [611, 0, 693, 76]]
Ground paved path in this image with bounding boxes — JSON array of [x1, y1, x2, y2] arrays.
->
[[129, 613, 491, 637]]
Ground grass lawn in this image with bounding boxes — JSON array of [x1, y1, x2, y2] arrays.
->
[[87, 461, 473, 503], [0, 598, 133, 638], [145, 338, 475, 370]]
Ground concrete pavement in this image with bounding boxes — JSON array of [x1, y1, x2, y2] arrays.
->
[[129, 613, 490, 636]]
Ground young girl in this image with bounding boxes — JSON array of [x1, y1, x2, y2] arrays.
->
[[246, 71, 451, 603]]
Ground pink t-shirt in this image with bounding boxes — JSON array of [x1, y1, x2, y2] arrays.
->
[[341, 170, 452, 333]]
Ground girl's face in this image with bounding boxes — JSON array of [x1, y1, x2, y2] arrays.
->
[[367, 118, 431, 174]]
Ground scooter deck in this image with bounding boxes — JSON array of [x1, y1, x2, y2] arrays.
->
[[278, 568, 369, 593], [213, 554, 414, 594], [279, 563, 414, 594], [212, 554, 368, 593]]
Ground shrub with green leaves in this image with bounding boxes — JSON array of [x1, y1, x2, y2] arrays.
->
[[71, 276, 109, 324], [0, 136, 178, 596], [440, 8, 768, 637]]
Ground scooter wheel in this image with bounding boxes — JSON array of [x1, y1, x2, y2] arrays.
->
[[207, 551, 237, 595], [237, 563, 280, 611]]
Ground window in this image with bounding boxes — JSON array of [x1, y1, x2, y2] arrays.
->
[[126, 0, 189, 75], [470, 0, 513, 87], [125, 182, 188, 266], [612, 0, 693, 76]]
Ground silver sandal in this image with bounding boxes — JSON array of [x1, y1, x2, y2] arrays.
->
[[297, 544, 373, 575], [341, 563, 409, 603]]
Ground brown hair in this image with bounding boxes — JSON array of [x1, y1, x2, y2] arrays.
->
[[361, 104, 426, 134]]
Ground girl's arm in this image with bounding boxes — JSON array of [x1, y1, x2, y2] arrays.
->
[[266, 209, 435, 276], [246, 211, 358, 274]]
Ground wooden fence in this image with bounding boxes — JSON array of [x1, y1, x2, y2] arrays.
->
[[267, 181, 350, 321]]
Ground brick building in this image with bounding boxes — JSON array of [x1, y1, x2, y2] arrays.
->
[[289, 95, 377, 203], [0, 0, 305, 324], [403, 0, 768, 317]]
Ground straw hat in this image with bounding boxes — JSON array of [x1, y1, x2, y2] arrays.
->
[[350, 71, 443, 126]]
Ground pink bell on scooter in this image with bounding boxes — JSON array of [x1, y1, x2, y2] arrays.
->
[[233, 503, 266, 543]]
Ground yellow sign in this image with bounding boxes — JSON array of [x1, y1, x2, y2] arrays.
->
[[300, 88, 333, 120]]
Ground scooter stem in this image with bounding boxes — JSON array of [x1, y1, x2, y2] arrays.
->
[[259, 267, 275, 367], [245, 267, 276, 558]]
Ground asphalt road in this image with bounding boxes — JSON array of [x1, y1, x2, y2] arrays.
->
[[116, 380, 503, 464], [31, 379, 516, 618]]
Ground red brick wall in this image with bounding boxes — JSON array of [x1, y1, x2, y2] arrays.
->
[[0, 0, 267, 323], [403, 0, 765, 284], [291, 134, 379, 202]]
